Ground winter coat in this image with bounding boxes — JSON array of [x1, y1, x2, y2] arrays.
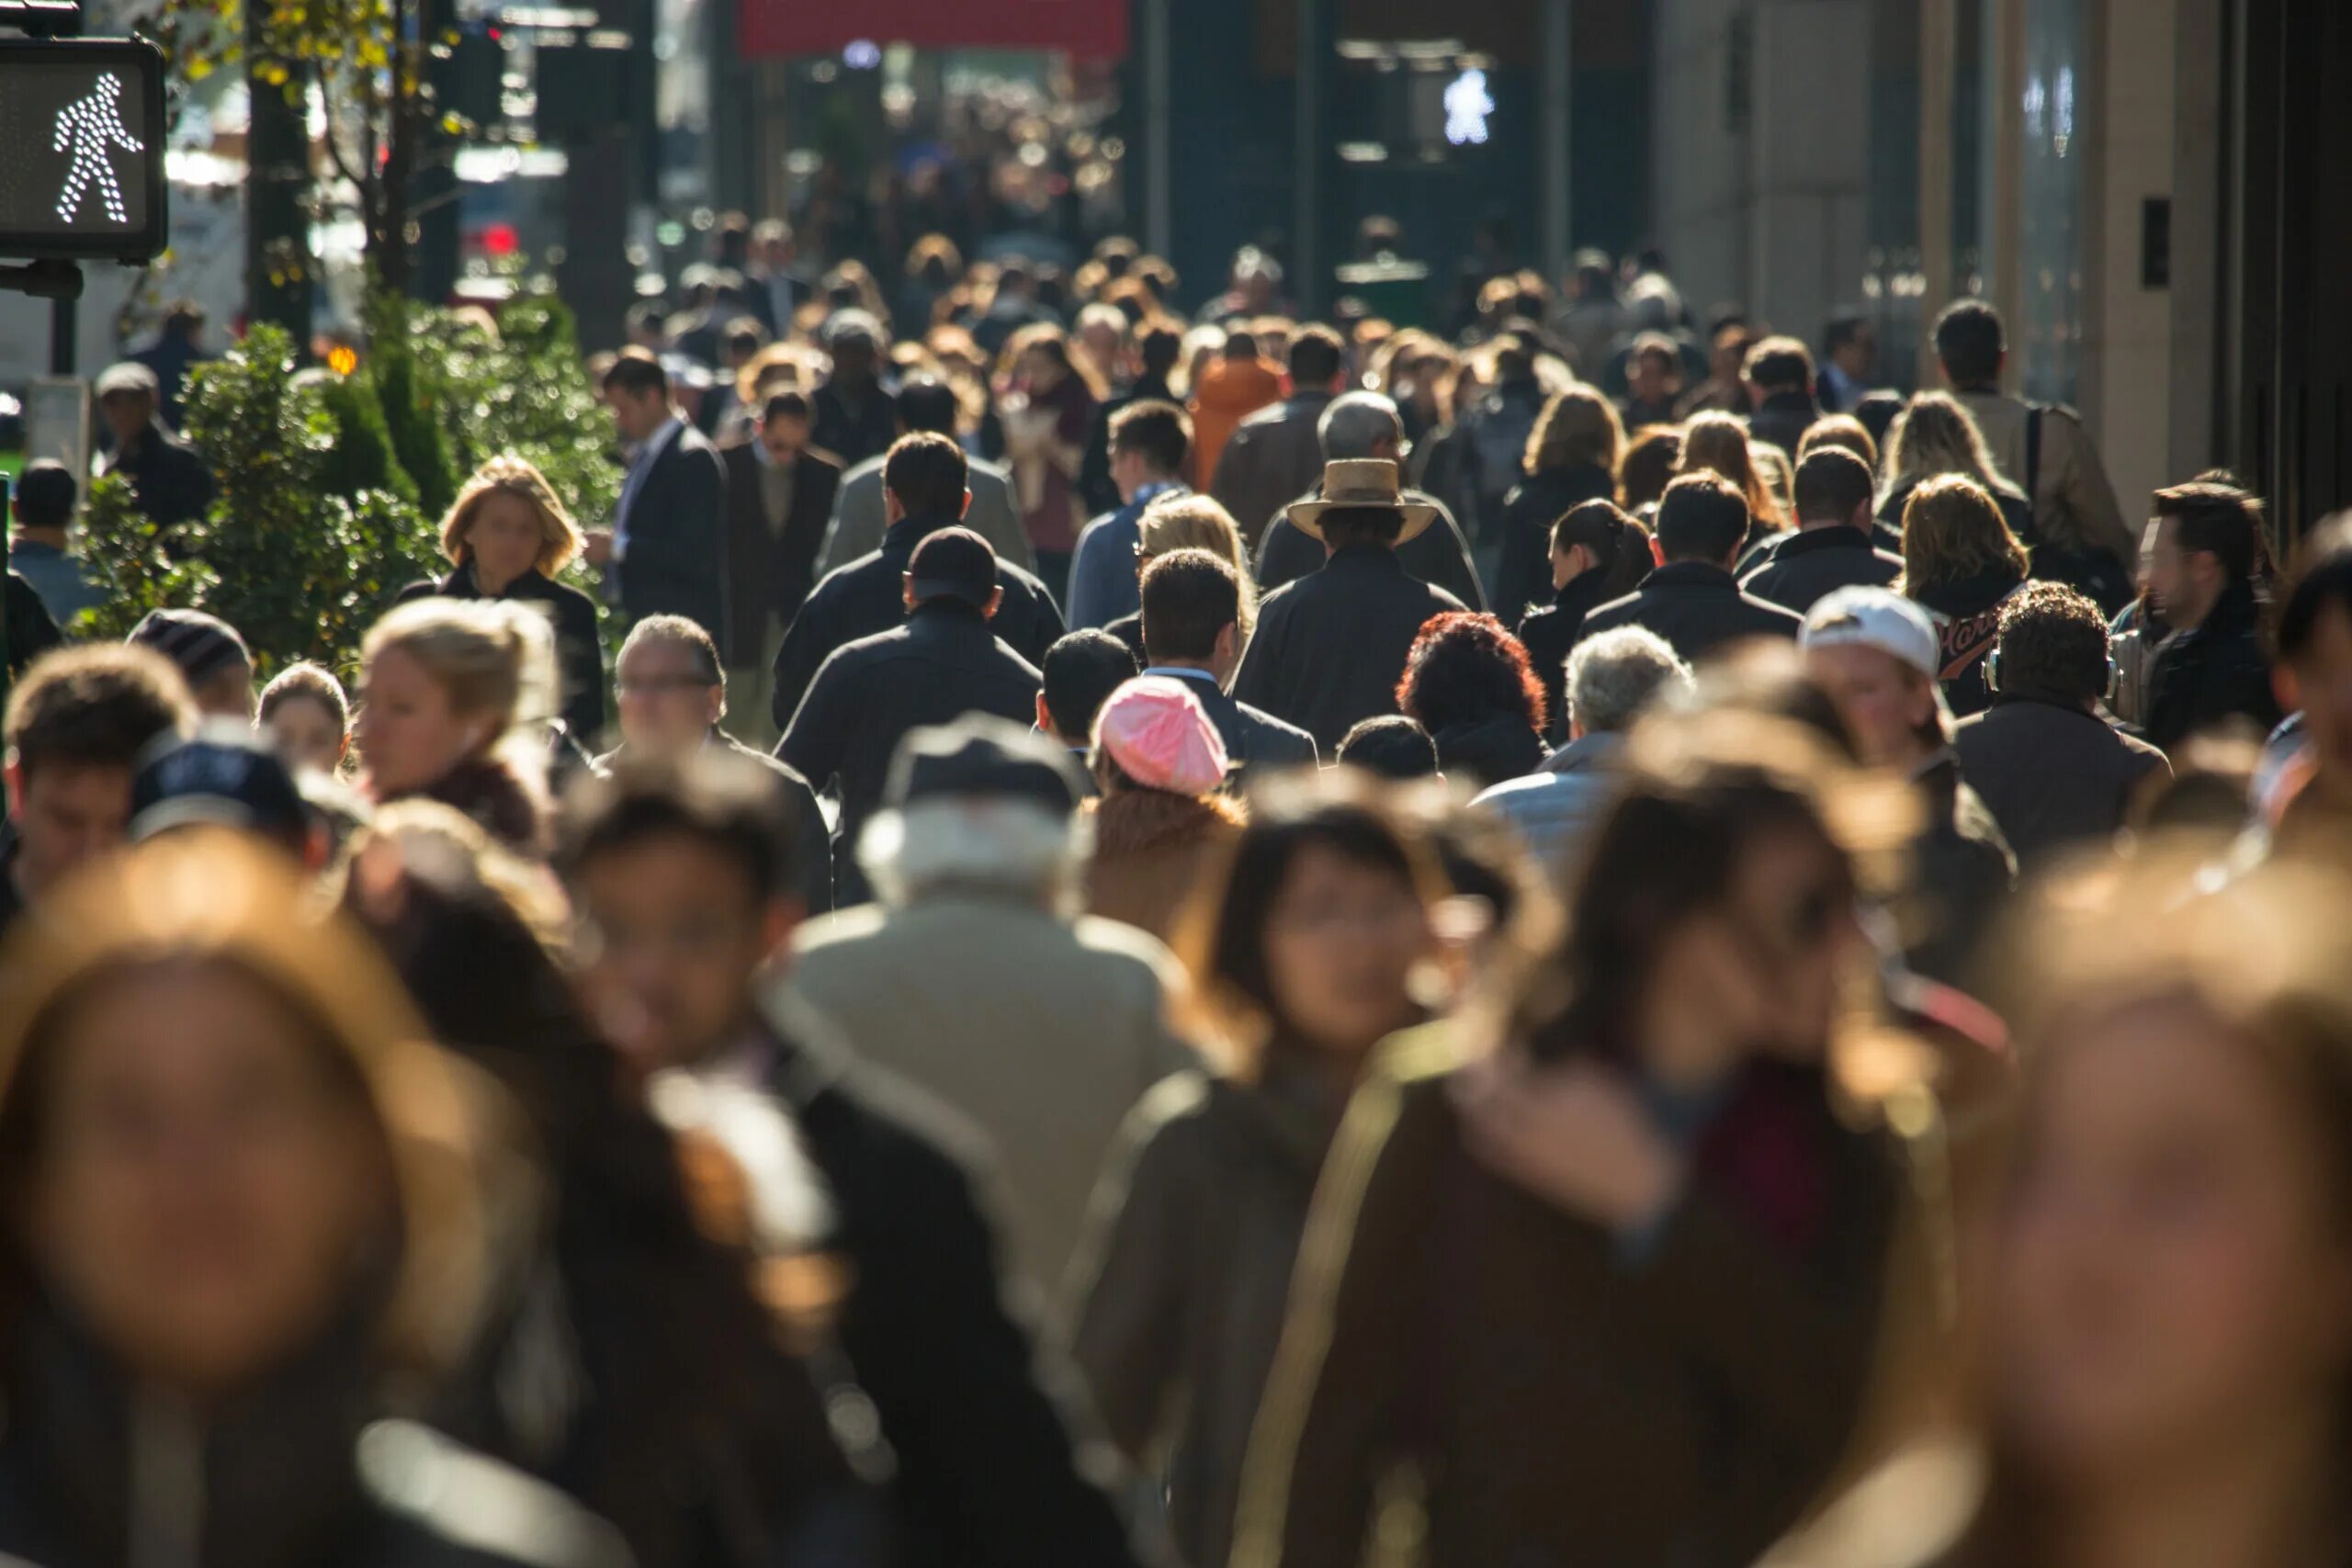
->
[[1953, 692, 2170, 869], [1749, 391, 1822, 459], [1518, 565, 1646, 745], [786, 894, 1197, 1296], [103, 417, 213, 536], [1907, 564, 2030, 719], [1083, 787, 1246, 946], [1470, 729, 1627, 873], [1740, 526, 1905, 618], [605, 419, 729, 641], [1903, 753, 2017, 988], [1228, 1028, 1897, 1568], [396, 565, 607, 751], [390, 752, 549, 859], [1139, 667, 1319, 781], [719, 440, 842, 665], [1068, 482, 1190, 631], [1953, 388, 2141, 575], [1064, 1066, 1346, 1568], [1256, 488, 1487, 613], [1002, 376, 1097, 557], [1492, 462, 1617, 629], [1187, 358, 1284, 497], [1209, 392, 1337, 550], [1428, 715, 1546, 791], [2142, 579, 2280, 752], [818, 455, 1035, 580], [1575, 560, 1804, 668], [1230, 545, 1467, 752]]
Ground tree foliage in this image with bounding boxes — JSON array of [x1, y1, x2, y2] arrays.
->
[[72, 475, 220, 645]]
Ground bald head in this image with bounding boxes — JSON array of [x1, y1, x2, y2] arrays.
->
[[1318, 391, 1406, 461]]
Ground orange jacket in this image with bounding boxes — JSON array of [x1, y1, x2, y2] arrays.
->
[[1188, 356, 1285, 491]]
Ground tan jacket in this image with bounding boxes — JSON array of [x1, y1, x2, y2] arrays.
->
[[1954, 389, 2140, 569]]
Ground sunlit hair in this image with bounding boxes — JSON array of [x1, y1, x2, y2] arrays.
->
[[1523, 386, 1626, 479], [1678, 412, 1786, 530], [1882, 391, 2007, 505], [1798, 412, 1880, 472], [1396, 612, 1549, 738], [1899, 474, 2030, 596], [436, 456, 584, 577], [0, 829, 501, 1381], [1620, 424, 1684, 511], [1001, 321, 1109, 403], [1138, 493, 1260, 638]]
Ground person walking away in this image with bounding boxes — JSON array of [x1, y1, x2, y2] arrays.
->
[[1875, 392, 2032, 557], [1952, 581, 2168, 869], [720, 389, 842, 746], [1895, 474, 2034, 718], [1067, 783, 1447, 1568], [95, 359, 213, 547], [7, 460, 103, 625], [587, 347, 729, 642], [774, 433, 1063, 731], [1039, 628, 1142, 779], [1550, 249, 1626, 377], [1000, 324, 1103, 604], [1493, 387, 1624, 629], [1231, 460, 1467, 753], [1472, 625, 1692, 871], [1081, 323, 1184, 515], [1105, 494, 1261, 665], [1801, 586, 2014, 986], [786, 716, 1196, 1295], [1139, 549, 1317, 778], [1188, 330, 1284, 495], [1679, 412, 1788, 561], [2141, 479, 2281, 752], [1393, 612, 1549, 788], [1516, 500, 1656, 740], [1932, 299, 2139, 607], [1254, 391, 1486, 611], [819, 377, 1035, 576], [126, 607, 254, 720], [1742, 447, 1904, 615], [777, 527, 1046, 905], [1209, 326, 1346, 553], [1082, 676, 1245, 944], [1456, 327, 1552, 549], [1332, 716, 1440, 779], [1576, 472, 1801, 664], [1743, 335, 1823, 458], [130, 298, 210, 429], [560, 750, 1161, 1568], [809, 310, 899, 468], [594, 614, 832, 912], [1068, 400, 1192, 629], [0, 645, 194, 942], [397, 455, 607, 751]]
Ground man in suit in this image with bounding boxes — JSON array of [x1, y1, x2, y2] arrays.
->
[[722, 389, 842, 747], [777, 528, 1046, 906], [1576, 472, 1803, 664], [1254, 392, 1487, 611], [773, 433, 1063, 732], [1208, 325, 1345, 551], [587, 348, 729, 642], [817, 378, 1035, 576], [1139, 548, 1317, 777]]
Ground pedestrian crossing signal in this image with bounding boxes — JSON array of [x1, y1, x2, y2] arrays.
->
[[0, 38, 166, 262]]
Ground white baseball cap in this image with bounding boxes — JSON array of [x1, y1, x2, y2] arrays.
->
[[1800, 586, 1940, 682]]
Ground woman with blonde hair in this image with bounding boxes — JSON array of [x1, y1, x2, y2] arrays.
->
[[0, 828, 627, 1565], [1495, 386, 1628, 627], [1096, 492, 1261, 664], [1878, 392, 2032, 546], [1899, 473, 2035, 716], [1679, 410, 1788, 555], [356, 595, 561, 854], [396, 455, 605, 750]]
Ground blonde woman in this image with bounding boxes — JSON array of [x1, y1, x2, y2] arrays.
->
[[1898, 473, 2034, 717], [1098, 491, 1261, 665], [1678, 410, 1788, 556], [1877, 391, 2033, 547], [1496, 386, 1627, 626], [397, 455, 605, 750]]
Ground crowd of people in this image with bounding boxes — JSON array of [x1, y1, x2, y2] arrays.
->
[[5, 220, 2352, 1568]]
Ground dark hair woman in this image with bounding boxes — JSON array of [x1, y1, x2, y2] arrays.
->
[[1768, 858, 2352, 1568], [1001, 322, 1107, 602], [1065, 775, 1449, 1568], [1493, 388, 1627, 628], [1229, 712, 1917, 1568], [1518, 499, 1657, 740], [1899, 474, 2035, 717], [1395, 612, 1551, 787], [0, 830, 630, 1568]]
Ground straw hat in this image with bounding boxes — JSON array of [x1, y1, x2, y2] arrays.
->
[[1285, 458, 1439, 545]]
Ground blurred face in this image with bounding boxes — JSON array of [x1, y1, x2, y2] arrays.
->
[[1629, 350, 1678, 403], [463, 491, 546, 591], [1110, 445, 1150, 502], [2286, 604, 2352, 801], [605, 383, 668, 445], [355, 646, 482, 797], [759, 412, 809, 468], [264, 694, 346, 776], [1839, 325, 1879, 377], [1260, 843, 1431, 1059], [193, 664, 255, 723], [1021, 345, 1064, 389], [99, 390, 151, 447], [2146, 516, 2223, 630], [5, 763, 134, 899], [26, 964, 389, 1399], [1807, 643, 1939, 768], [573, 834, 789, 1080], [1994, 998, 2352, 1488], [615, 638, 722, 757]]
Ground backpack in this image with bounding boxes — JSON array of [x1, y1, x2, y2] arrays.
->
[[2025, 406, 2134, 615]]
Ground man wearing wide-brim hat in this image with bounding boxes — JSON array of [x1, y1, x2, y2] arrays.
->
[[1231, 458, 1467, 751]]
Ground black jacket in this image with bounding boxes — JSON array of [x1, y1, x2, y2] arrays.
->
[[397, 565, 607, 750], [104, 417, 213, 536], [2143, 580, 2280, 752], [1574, 560, 1804, 666], [1953, 691, 2169, 868], [1257, 488, 1487, 613], [776, 600, 1044, 904], [770, 513, 1065, 731], [1145, 667, 1320, 779], [1208, 391, 1338, 550], [1905, 753, 2017, 989], [595, 732, 834, 914], [6, 571, 62, 677], [1910, 565, 2029, 719], [720, 441, 843, 665], [612, 420, 729, 640], [1748, 391, 1821, 459], [1493, 462, 1617, 629], [1430, 715, 1546, 789], [1739, 526, 1904, 617], [758, 1004, 1157, 1568], [810, 379, 899, 470], [1518, 564, 1645, 744], [1231, 544, 1467, 752]]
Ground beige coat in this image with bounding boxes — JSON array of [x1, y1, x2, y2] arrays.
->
[[782, 892, 1198, 1299], [1954, 389, 2141, 570]]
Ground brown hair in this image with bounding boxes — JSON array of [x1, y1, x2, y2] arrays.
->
[[1798, 412, 1880, 472], [1139, 495, 1259, 637], [437, 456, 585, 576], [4, 646, 194, 786], [1679, 412, 1786, 530], [1620, 424, 1684, 511], [1523, 386, 1627, 479], [1900, 474, 2030, 595]]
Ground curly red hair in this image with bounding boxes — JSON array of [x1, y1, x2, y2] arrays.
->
[[1395, 612, 1549, 738]]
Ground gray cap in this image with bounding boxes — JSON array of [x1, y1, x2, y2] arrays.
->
[[886, 714, 1083, 817]]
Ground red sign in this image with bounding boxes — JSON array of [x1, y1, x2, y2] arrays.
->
[[739, 0, 1129, 62]]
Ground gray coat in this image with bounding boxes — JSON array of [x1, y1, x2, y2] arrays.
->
[[1469, 730, 1627, 875], [818, 453, 1036, 578]]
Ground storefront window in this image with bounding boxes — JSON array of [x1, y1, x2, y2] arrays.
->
[[2017, 0, 2083, 403]]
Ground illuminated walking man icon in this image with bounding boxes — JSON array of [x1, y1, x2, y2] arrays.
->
[[52, 73, 143, 225]]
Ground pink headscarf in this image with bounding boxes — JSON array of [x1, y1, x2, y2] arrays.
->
[[1095, 676, 1230, 795]]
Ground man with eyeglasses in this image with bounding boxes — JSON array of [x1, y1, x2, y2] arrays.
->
[[595, 614, 833, 912]]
